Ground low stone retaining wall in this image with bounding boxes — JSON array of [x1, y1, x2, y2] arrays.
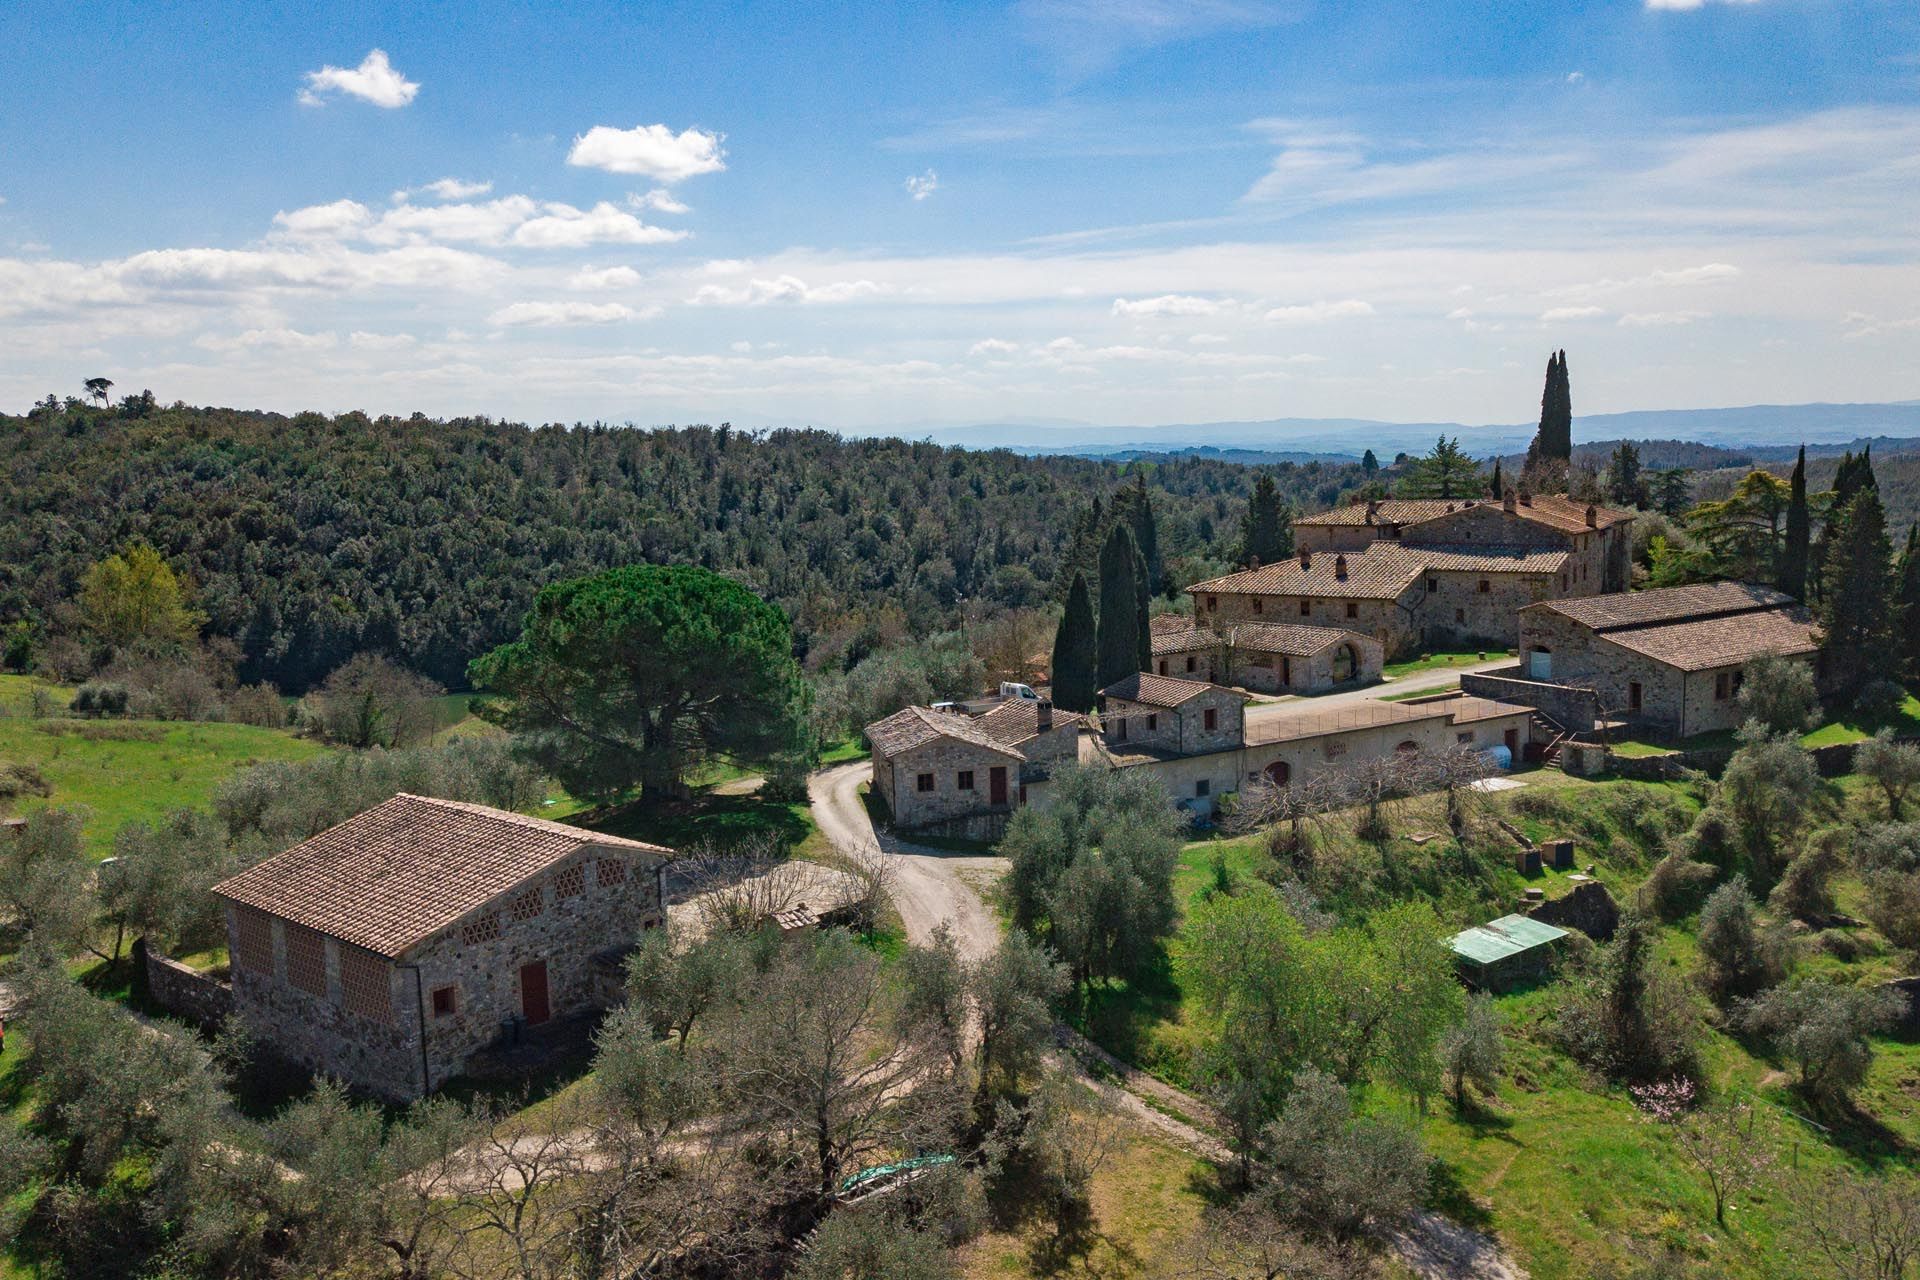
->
[[1526, 881, 1621, 943], [1607, 735, 1917, 781], [903, 811, 1008, 843], [1461, 668, 1599, 734], [141, 942, 233, 1032]]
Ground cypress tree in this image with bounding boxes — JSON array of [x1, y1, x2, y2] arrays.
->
[[1780, 446, 1810, 598], [1133, 544, 1152, 676], [1096, 524, 1144, 688], [1239, 474, 1292, 566], [1362, 449, 1380, 477], [1817, 488, 1896, 696], [1112, 474, 1164, 596], [1489, 458, 1505, 498], [1896, 524, 1920, 687], [1535, 350, 1572, 462], [1050, 572, 1098, 712]]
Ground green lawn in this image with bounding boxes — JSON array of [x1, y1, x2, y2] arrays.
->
[[1612, 692, 1920, 757], [1379, 682, 1461, 702], [1383, 649, 1511, 679], [819, 737, 872, 766], [0, 708, 330, 858]]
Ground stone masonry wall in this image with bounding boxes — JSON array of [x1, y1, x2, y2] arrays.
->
[[1414, 570, 1557, 651], [143, 945, 234, 1032], [1103, 687, 1243, 756], [1195, 589, 1420, 660], [880, 738, 1020, 829]]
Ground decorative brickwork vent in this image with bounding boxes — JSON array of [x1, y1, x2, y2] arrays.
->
[[234, 906, 274, 974], [554, 863, 586, 900], [597, 858, 628, 888], [510, 887, 545, 922], [339, 948, 393, 1023], [461, 914, 502, 946], [286, 923, 328, 995]]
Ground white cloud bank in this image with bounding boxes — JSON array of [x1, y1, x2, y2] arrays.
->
[[905, 170, 939, 201], [1263, 298, 1373, 324], [567, 125, 726, 182], [1112, 294, 1220, 317], [299, 49, 419, 109], [488, 300, 653, 328], [272, 195, 685, 249]]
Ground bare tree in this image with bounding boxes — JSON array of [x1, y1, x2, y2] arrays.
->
[[1228, 769, 1347, 868], [1631, 1079, 1772, 1230], [1787, 1166, 1920, 1280], [1183, 1196, 1380, 1279]]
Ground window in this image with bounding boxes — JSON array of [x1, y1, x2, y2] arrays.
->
[[596, 858, 628, 888], [1146, 713, 1158, 731], [1560, 575, 1568, 591], [461, 914, 502, 946], [431, 985, 459, 1019], [1206, 595, 1218, 612], [1157, 659, 1168, 675], [1114, 718, 1129, 742], [510, 887, 545, 922], [1204, 707, 1218, 732], [1714, 672, 1731, 700], [1345, 601, 1358, 619], [286, 923, 327, 996], [1396, 740, 1419, 753], [916, 771, 935, 792], [554, 863, 586, 900], [1195, 779, 1210, 797], [1454, 608, 1466, 623], [1185, 655, 1196, 673], [339, 948, 393, 1023], [233, 906, 274, 974], [1457, 731, 1475, 744], [1299, 599, 1311, 617], [957, 770, 975, 791], [1478, 579, 1490, 594], [1252, 597, 1263, 614], [1732, 670, 1745, 695], [1629, 681, 1643, 711], [1427, 577, 1438, 592]]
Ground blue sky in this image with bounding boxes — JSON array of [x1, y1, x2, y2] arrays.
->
[[2, 0, 1917, 431]]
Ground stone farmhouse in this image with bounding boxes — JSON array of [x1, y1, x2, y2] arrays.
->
[[1098, 672, 1243, 756], [212, 793, 669, 1101], [1150, 614, 1385, 693], [1187, 492, 1633, 658], [866, 697, 1085, 838], [1462, 581, 1819, 740]]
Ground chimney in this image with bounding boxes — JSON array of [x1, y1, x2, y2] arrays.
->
[[1250, 555, 1261, 570], [1503, 489, 1517, 514], [1334, 554, 1348, 581], [1365, 499, 1380, 524], [1518, 488, 1533, 507], [1299, 549, 1312, 572], [1584, 504, 1598, 528], [1037, 698, 1053, 731], [1445, 502, 1455, 513]]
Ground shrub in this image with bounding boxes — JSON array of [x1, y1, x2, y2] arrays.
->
[[1640, 848, 1718, 921], [1735, 654, 1821, 736], [1770, 830, 1843, 922], [1697, 877, 1788, 1003], [1556, 910, 1702, 1085], [224, 683, 288, 728], [1261, 1068, 1430, 1242], [298, 654, 442, 749], [1854, 822, 1920, 874], [1861, 870, 1920, 951], [1737, 982, 1905, 1103], [70, 681, 129, 717]]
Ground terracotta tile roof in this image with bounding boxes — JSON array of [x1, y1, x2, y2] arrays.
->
[[975, 698, 1087, 747], [1187, 542, 1562, 600], [1100, 672, 1225, 708], [1531, 581, 1795, 632], [212, 794, 671, 959], [1226, 622, 1363, 657], [1295, 493, 1631, 535], [865, 705, 1025, 760], [1150, 620, 1224, 655], [1244, 694, 1531, 745], [1600, 605, 1819, 672]]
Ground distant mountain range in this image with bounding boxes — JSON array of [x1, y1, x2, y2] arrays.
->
[[841, 401, 1920, 462]]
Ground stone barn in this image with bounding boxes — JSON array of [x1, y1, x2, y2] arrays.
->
[[212, 793, 670, 1101]]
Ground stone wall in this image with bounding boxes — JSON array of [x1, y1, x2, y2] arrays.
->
[[1415, 570, 1557, 651], [227, 845, 665, 1100], [142, 944, 234, 1031], [878, 737, 1022, 829], [1461, 668, 1600, 733], [1196, 589, 1420, 660], [1525, 881, 1620, 941], [1105, 685, 1244, 757]]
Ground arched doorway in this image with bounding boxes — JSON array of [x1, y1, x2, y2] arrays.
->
[[1529, 646, 1552, 680], [1395, 740, 1419, 754], [1332, 644, 1356, 683], [1264, 760, 1291, 787]]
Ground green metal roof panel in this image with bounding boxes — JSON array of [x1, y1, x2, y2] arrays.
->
[[1447, 913, 1568, 965]]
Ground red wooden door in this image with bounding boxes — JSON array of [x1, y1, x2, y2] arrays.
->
[[989, 766, 1008, 805], [519, 960, 551, 1025]]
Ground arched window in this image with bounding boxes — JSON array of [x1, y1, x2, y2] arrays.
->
[[1332, 644, 1356, 682], [1264, 760, 1291, 786], [1395, 740, 1419, 754]]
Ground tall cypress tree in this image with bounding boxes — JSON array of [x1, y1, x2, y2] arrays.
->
[[1133, 544, 1152, 676], [1096, 524, 1144, 688], [1489, 457, 1505, 499], [1050, 571, 1098, 712], [1111, 474, 1164, 597], [1817, 488, 1895, 695], [1239, 474, 1292, 566], [1897, 525, 1920, 688], [1535, 350, 1572, 462], [1779, 445, 1810, 598]]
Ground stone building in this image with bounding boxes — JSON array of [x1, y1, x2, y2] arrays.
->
[[1187, 492, 1633, 658], [1098, 672, 1244, 756], [867, 698, 1086, 835], [1150, 614, 1384, 693], [212, 794, 669, 1101], [1460, 581, 1819, 739]]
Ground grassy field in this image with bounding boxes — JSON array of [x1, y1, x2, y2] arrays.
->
[[1383, 649, 1511, 680], [1075, 768, 1920, 1279], [0, 683, 330, 858], [1613, 693, 1920, 756]]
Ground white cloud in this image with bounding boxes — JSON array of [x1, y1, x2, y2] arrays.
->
[[488, 300, 651, 328], [1112, 294, 1220, 317], [690, 274, 888, 306], [631, 189, 690, 214], [566, 124, 726, 182], [419, 178, 493, 201], [196, 327, 338, 352], [273, 199, 375, 239], [1541, 305, 1606, 320], [348, 330, 417, 350], [1645, 0, 1763, 9], [1566, 71, 1586, 84], [367, 196, 539, 246], [569, 265, 643, 290], [969, 337, 1020, 356], [1188, 333, 1229, 345], [905, 169, 939, 201], [1618, 310, 1708, 327], [511, 202, 687, 249], [1445, 306, 1474, 321], [299, 49, 419, 109], [1264, 298, 1373, 324]]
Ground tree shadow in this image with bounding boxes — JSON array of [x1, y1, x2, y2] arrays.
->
[[583, 790, 813, 857], [1426, 1156, 1497, 1230], [1072, 945, 1181, 1071]]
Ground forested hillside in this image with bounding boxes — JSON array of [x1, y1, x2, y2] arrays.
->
[[0, 402, 1367, 691]]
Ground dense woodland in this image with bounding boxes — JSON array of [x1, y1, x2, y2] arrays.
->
[[0, 401, 1372, 693]]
